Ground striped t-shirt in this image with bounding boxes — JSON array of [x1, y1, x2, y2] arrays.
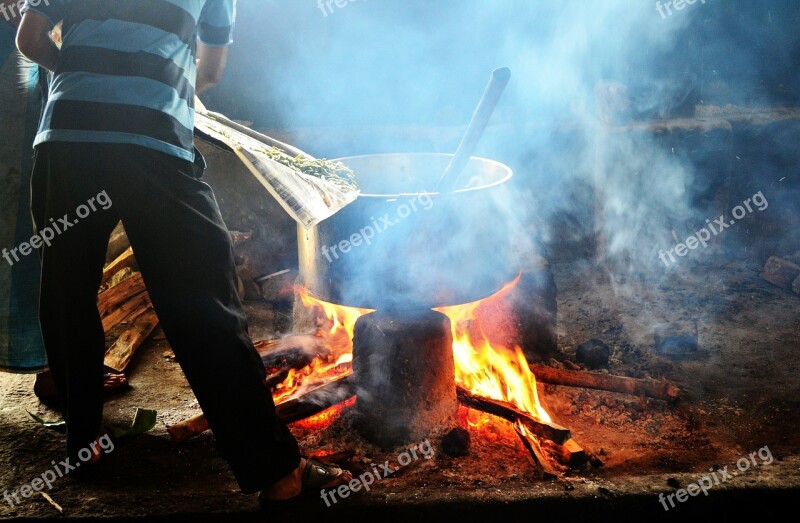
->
[[21, 0, 236, 161]]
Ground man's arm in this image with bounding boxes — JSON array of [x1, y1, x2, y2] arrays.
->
[[196, 42, 229, 94], [16, 11, 58, 71]]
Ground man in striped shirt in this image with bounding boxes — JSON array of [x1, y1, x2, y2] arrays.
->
[[17, 0, 349, 503]]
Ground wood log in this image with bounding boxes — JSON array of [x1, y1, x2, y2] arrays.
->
[[105, 221, 130, 264], [514, 424, 560, 479], [695, 104, 800, 124], [456, 386, 571, 445], [308, 449, 355, 464], [262, 353, 340, 389], [548, 438, 587, 468], [277, 374, 355, 423], [167, 413, 209, 444], [101, 246, 136, 285], [104, 308, 159, 372], [256, 269, 296, 303], [528, 364, 680, 401], [254, 335, 329, 368], [102, 292, 151, 332], [762, 256, 800, 290], [168, 374, 355, 443], [97, 272, 146, 317]]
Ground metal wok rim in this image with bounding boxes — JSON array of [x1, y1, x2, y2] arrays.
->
[[333, 152, 513, 198]]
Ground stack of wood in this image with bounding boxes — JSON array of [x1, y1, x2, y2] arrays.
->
[[99, 247, 160, 373], [762, 253, 800, 295], [97, 227, 259, 373]]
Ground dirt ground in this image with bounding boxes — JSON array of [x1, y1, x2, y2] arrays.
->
[[1, 256, 799, 522]]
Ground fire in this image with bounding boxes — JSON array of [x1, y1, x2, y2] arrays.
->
[[299, 290, 372, 340], [271, 353, 352, 405], [435, 275, 552, 424], [293, 397, 356, 430], [284, 277, 552, 426], [269, 291, 369, 405]]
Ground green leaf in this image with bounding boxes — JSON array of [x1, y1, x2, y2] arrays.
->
[[129, 408, 157, 436], [110, 408, 157, 439], [26, 410, 66, 433]]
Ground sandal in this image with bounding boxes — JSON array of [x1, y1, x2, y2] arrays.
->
[[259, 458, 351, 507]]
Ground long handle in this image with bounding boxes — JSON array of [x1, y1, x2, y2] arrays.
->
[[434, 67, 511, 193]]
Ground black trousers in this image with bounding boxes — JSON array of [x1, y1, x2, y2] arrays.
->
[[30, 142, 300, 493]]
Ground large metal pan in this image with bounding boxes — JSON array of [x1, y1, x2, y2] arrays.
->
[[297, 153, 517, 310]]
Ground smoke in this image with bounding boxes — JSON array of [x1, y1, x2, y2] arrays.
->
[[207, 1, 798, 318]]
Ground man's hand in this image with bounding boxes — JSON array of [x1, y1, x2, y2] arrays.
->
[[196, 42, 229, 94], [16, 11, 59, 72]]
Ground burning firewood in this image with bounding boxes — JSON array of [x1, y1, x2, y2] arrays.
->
[[104, 308, 160, 373], [456, 386, 571, 445], [276, 374, 355, 421], [548, 438, 587, 468], [527, 364, 680, 401], [514, 423, 561, 480], [167, 374, 355, 443], [254, 336, 335, 390], [254, 335, 330, 367]]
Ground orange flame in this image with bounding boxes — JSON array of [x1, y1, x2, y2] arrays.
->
[[435, 275, 552, 424], [270, 292, 369, 405], [293, 397, 356, 430], [272, 353, 352, 405], [285, 278, 552, 426], [299, 290, 372, 340]]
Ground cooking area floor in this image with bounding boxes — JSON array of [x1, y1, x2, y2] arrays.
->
[[1, 256, 798, 522]]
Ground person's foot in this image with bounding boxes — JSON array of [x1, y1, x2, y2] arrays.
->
[[33, 371, 58, 399], [259, 458, 352, 503], [34, 370, 130, 402], [68, 432, 113, 480], [102, 372, 129, 392]]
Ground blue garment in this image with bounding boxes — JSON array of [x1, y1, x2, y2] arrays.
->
[[22, 0, 236, 161], [0, 21, 48, 373]]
